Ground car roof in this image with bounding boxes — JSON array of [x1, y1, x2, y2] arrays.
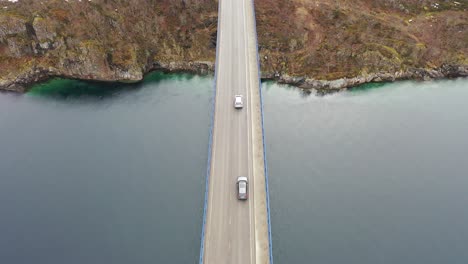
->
[[237, 176, 247, 182]]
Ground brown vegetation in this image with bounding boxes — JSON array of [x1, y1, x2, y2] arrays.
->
[[255, 0, 468, 79]]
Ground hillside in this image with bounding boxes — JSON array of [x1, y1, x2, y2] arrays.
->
[[0, 0, 467, 91], [256, 0, 468, 89], [0, 0, 218, 91]]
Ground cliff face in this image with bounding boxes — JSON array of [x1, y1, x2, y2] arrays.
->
[[0, 0, 467, 92], [0, 0, 217, 91]]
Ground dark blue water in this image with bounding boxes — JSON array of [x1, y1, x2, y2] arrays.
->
[[0, 72, 212, 264], [264, 78, 468, 264], [1, 74, 468, 264]]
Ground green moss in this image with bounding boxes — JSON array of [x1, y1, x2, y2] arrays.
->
[[80, 39, 98, 47], [455, 53, 468, 64], [0, 11, 27, 20], [367, 43, 402, 61], [79, 39, 105, 53], [416, 43, 426, 48]]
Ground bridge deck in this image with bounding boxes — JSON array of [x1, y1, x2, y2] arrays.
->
[[201, 0, 270, 263]]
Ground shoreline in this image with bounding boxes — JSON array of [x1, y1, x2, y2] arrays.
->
[[264, 64, 468, 93], [1, 62, 466, 94], [0, 61, 215, 93]]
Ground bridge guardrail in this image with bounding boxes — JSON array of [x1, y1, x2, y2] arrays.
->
[[250, 0, 274, 263]]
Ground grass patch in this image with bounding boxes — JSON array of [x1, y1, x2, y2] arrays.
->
[[368, 43, 402, 60]]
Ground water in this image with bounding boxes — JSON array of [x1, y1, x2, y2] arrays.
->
[[1, 74, 468, 264], [264, 78, 468, 264], [0, 72, 212, 264]]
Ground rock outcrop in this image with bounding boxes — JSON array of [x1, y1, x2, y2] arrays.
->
[[268, 64, 468, 93]]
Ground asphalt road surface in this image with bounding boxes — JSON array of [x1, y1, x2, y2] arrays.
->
[[202, 0, 262, 263]]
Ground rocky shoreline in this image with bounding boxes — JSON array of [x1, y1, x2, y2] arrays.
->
[[0, 61, 215, 93], [1, 62, 466, 94], [268, 64, 468, 93]]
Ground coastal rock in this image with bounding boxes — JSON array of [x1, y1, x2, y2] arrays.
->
[[6, 36, 32, 57], [32, 17, 59, 50], [0, 14, 27, 40], [278, 74, 306, 86], [153, 61, 214, 75], [0, 59, 215, 92], [269, 65, 468, 92], [0, 67, 50, 92]]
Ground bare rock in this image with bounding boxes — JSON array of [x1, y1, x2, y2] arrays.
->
[[0, 14, 27, 40], [32, 16, 58, 50]]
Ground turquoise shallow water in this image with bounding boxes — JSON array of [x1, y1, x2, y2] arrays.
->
[[1, 74, 468, 263]]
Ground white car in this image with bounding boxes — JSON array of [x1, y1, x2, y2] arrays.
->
[[237, 176, 248, 200], [234, 95, 243, 109]]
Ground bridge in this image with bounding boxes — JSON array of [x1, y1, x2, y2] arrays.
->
[[199, 0, 272, 263]]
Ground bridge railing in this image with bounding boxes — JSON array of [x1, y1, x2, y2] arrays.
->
[[250, 0, 274, 263]]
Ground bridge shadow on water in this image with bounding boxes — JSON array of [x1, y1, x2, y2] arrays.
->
[[27, 71, 198, 100]]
